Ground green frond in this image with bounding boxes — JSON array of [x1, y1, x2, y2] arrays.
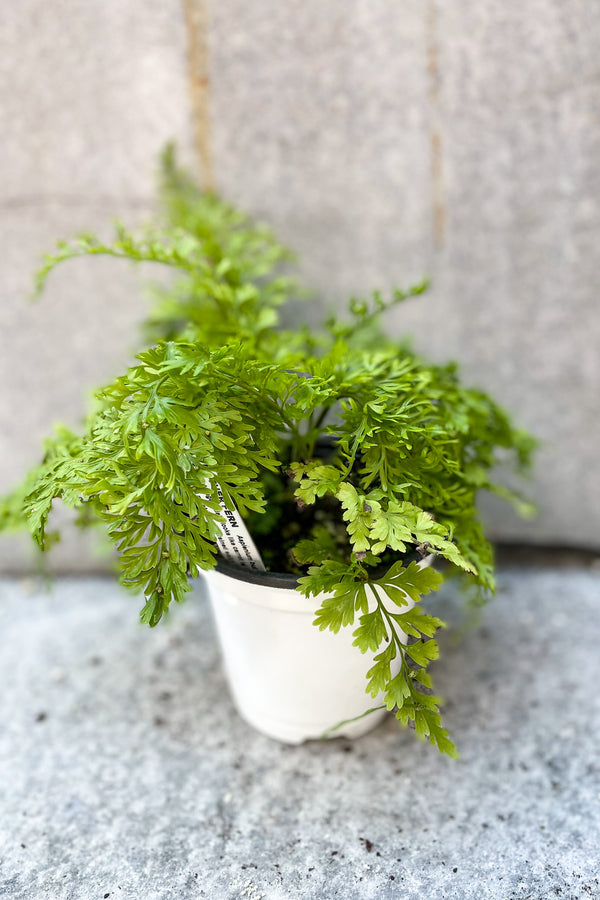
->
[[3, 145, 537, 757]]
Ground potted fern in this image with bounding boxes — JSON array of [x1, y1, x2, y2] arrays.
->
[[2, 149, 535, 755]]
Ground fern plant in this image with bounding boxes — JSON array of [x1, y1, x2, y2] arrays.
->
[[2, 147, 535, 756]]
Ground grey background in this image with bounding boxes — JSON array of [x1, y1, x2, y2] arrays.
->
[[1, 0, 599, 570]]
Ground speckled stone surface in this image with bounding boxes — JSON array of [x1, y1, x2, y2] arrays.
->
[[0, 567, 598, 899]]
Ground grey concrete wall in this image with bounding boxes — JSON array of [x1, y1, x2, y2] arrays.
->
[[207, 0, 600, 549], [0, 0, 195, 570], [1, 1, 598, 571]]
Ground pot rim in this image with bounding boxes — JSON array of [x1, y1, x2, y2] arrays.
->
[[209, 435, 426, 589], [213, 549, 425, 589]]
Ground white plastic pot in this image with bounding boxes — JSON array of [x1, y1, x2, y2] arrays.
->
[[204, 555, 433, 744]]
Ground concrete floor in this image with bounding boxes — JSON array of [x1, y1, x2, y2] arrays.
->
[[0, 566, 598, 899]]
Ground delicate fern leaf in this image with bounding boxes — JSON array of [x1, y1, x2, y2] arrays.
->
[[367, 499, 414, 554], [365, 643, 397, 698], [302, 563, 369, 633], [337, 482, 380, 553], [420, 533, 476, 573], [376, 560, 443, 605], [298, 560, 352, 598], [292, 526, 341, 565], [24, 488, 55, 549], [139, 589, 169, 627], [312, 579, 368, 633], [404, 638, 439, 667], [34, 227, 209, 298], [414, 706, 459, 758], [383, 670, 411, 710], [395, 606, 445, 638], [412, 668, 433, 689], [352, 610, 388, 653], [395, 696, 417, 728], [289, 462, 342, 505]]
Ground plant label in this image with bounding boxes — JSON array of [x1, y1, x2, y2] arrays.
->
[[208, 481, 266, 571]]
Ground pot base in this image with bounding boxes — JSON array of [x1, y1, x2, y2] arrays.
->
[[229, 696, 390, 745]]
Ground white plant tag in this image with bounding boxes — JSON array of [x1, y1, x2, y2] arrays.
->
[[206, 481, 266, 572]]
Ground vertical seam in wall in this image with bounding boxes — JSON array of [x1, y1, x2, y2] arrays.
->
[[183, 0, 214, 191], [427, 0, 445, 250]]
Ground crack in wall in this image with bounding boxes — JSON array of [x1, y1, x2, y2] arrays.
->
[[183, 0, 214, 191], [0, 195, 151, 211]]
